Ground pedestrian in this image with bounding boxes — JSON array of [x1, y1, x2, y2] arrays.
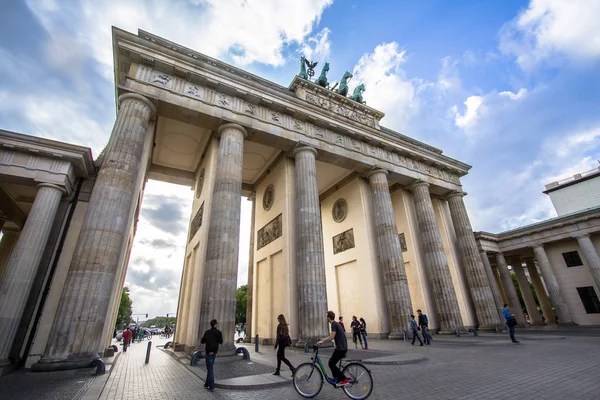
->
[[350, 316, 363, 349], [317, 311, 350, 386], [122, 327, 132, 352], [338, 316, 346, 332], [359, 317, 368, 350], [417, 309, 431, 345], [273, 314, 296, 376], [201, 319, 223, 391], [502, 304, 519, 343], [410, 314, 423, 346], [132, 327, 138, 343]]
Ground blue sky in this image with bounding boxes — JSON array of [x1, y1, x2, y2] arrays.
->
[[1, 0, 599, 319]]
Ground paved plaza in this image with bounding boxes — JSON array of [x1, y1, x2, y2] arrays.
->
[[1, 329, 599, 399]]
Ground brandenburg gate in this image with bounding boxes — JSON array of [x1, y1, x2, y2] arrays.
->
[[0, 27, 502, 373]]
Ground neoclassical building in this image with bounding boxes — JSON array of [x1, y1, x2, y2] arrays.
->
[[0, 27, 506, 375], [476, 166, 600, 326]]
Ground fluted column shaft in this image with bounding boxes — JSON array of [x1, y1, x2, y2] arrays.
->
[[199, 123, 247, 352], [524, 258, 556, 324], [479, 251, 505, 322], [495, 253, 526, 325], [34, 94, 155, 371], [446, 193, 500, 328], [0, 229, 20, 282], [410, 182, 463, 331], [510, 257, 543, 325], [533, 245, 573, 324], [244, 194, 256, 343], [575, 235, 600, 291], [0, 183, 65, 365], [367, 170, 413, 338], [293, 146, 328, 344]]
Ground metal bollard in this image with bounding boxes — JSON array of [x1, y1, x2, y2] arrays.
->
[[145, 341, 152, 364], [304, 342, 310, 353], [455, 329, 461, 337], [191, 351, 202, 366], [92, 358, 106, 375], [255, 334, 259, 353], [236, 347, 251, 360]]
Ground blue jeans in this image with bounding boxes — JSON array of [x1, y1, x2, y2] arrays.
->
[[361, 332, 368, 348], [421, 327, 432, 344], [205, 353, 216, 389]]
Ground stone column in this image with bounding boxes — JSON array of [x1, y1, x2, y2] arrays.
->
[[244, 193, 256, 343], [367, 170, 413, 338], [446, 193, 500, 328], [532, 244, 574, 324], [0, 183, 65, 366], [293, 146, 328, 345], [479, 251, 505, 322], [510, 256, 543, 325], [524, 258, 556, 324], [409, 181, 463, 331], [199, 123, 247, 353], [33, 94, 156, 371], [495, 253, 526, 325], [0, 229, 20, 282], [575, 234, 600, 291], [492, 264, 508, 305]]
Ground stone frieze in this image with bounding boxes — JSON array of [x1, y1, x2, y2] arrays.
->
[[257, 214, 282, 250]]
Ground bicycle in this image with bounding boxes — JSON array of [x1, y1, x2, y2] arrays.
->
[[159, 332, 172, 339], [293, 344, 373, 399]]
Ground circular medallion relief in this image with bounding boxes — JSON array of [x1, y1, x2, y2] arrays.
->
[[263, 184, 274, 211], [195, 168, 205, 199], [332, 198, 348, 223]]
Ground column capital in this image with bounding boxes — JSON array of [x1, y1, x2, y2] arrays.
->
[[366, 168, 388, 180], [292, 145, 318, 159], [531, 243, 545, 250], [408, 180, 430, 191], [573, 233, 591, 240], [444, 191, 466, 200], [118, 93, 156, 115], [218, 123, 248, 139], [36, 183, 67, 196]]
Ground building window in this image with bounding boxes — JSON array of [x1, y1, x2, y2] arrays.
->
[[577, 286, 600, 314], [562, 251, 583, 267]]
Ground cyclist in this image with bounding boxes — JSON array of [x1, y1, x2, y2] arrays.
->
[[317, 311, 350, 386]]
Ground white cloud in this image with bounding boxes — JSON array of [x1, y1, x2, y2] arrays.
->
[[452, 95, 484, 129], [301, 27, 332, 62], [499, 88, 527, 100], [500, 0, 600, 69]]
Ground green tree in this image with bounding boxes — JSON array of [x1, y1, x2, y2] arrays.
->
[[115, 287, 133, 329], [141, 316, 177, 328], [236, 285, 248, 324], [511, 274, 540, 310]]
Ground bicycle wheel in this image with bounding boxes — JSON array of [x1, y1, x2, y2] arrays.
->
[[293, 363, 323, 398], [341, 362, 373, 400], [159, 333, 165, 339]]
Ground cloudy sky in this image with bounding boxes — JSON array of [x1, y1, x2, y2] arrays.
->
[[1, 0, 599, 320]]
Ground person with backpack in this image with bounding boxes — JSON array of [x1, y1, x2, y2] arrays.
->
[[359, 317, 368, 350], [410, 314, 424, 346], [417, 309, 431, 345], [273, 314, 296, 376], [503, 304, 519, 343], [350, 316, 363, 349]]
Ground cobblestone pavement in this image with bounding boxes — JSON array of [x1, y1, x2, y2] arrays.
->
[[0, 366, 97, 400]]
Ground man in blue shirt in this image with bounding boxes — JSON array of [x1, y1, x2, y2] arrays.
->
[[318, 311, 349, 386], [502, 304, 519, 343]]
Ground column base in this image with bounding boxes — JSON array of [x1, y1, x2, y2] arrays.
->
[[558, 321, 578, 326], [529, 321, 546, 327], [477, 324, 505, 332], [388, 331, 405, 340], [31, 353, 99, 372], [0, 358, 12, 368]]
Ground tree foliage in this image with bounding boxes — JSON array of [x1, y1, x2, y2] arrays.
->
[[236, 285, 247, 324], [140, 316, 177, 328], [115, 287, 133, 329]]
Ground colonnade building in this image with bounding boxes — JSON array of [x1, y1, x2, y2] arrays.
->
[[0, 27, 508, 374], [476, 166, 600, 327]]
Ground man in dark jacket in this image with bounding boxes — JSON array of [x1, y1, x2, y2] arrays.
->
[[201, 319, 223, 391], [417, 309, 431, 345]]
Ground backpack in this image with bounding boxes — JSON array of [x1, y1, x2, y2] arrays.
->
[[422, 315, 428, 326]]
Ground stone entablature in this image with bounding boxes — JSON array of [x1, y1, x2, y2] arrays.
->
[[113, 28, 470, 188], [475, 206, 600, 253]]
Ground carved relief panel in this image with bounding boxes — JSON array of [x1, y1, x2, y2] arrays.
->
[[189, 202, 204, 241], [257, 214, 282, 250], [333, 228, 355, 254]]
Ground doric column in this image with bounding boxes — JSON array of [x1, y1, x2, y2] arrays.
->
[[199, 123, 247, 353], [446, 192, 500, 328], [492, 264, 508, 305], [510, 256, 543, 325], [409, 181, 463, 331], [532, 244, 574, 324], [495, 253, 526, 325], [0, 229, 20, 282], [244, 193, 256, 343], [479, 251, 505, 322], [524, 258, 556, 324], [293, 146, 328, 345], [367, 169, 413, 338], [0, 183, 65, 366], [575, 234, 600, 291], [33, 94, 156, 371]]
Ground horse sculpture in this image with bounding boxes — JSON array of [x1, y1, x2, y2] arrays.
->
[[315, 62, 330, 88], [349, 83, 366, 104], [334, 71, 353, 97]]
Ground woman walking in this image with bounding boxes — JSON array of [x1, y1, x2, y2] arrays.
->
[[359, 317, 368, 350], [273, 314, 296, 376]]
